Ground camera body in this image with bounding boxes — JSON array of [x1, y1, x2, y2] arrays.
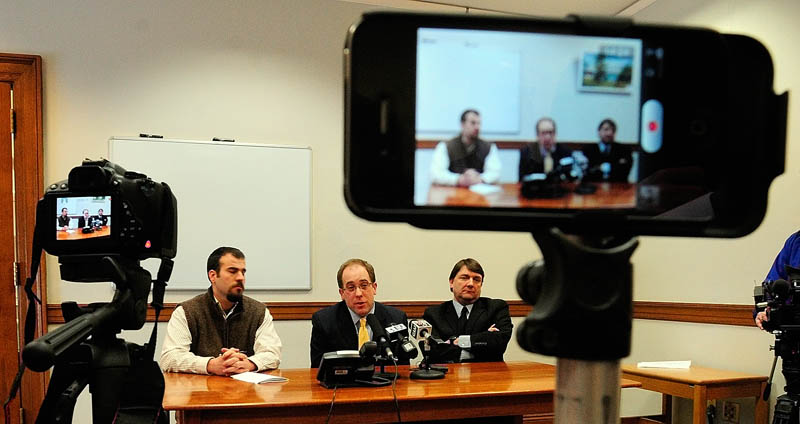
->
[[754, 266, 800, 334], [39, 159, 177, 273]]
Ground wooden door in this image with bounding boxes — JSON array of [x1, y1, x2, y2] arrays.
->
[[0, 53, 45, 424], [0, 81, 19, 423]]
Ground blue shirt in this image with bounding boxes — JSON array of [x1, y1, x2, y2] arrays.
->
[[766, 231, 800, 282]]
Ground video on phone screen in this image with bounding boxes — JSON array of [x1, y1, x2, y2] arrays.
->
[[55, 196, 112, 240], [414, 27, 657, 211]]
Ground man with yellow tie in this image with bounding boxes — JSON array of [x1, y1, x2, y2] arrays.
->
[[518, 117, 573, 181], [310, 258, 409, 367]]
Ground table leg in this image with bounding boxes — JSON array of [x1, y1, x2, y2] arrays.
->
[[692, 385, 708, 424], [661, 393, 673, 424], [755, 381, 769, 424]]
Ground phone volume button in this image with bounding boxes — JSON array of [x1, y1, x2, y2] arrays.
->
[[379, 99, 389, 135]]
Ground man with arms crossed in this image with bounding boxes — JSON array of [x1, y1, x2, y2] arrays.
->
[[161, 246, 282, 375], [423, 258, 513, 362], [430, 109, 501, 187], [310, 258, 409, 367], [583, 118, 633, 182]]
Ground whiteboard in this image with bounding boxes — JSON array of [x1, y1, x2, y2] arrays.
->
[[109, 137, 311, 290], [416, 34, 521, 135]]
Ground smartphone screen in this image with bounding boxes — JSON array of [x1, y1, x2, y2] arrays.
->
[[345, 12, 785, 236], [414, 27, 667, 213]]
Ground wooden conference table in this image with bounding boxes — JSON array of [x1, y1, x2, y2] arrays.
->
[[163, 361, 641, 424], [426, 182, 636, 209], [55, 226, 110, 240]]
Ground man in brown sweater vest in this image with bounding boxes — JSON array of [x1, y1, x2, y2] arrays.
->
[[160, 247, 282, 375]]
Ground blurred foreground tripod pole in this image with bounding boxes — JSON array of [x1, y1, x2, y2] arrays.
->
[[517, 228, 637, 423]]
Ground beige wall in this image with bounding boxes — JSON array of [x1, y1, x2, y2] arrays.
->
[[2, 0, 798, 422]]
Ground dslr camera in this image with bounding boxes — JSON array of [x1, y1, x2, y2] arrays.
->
[[41, 159, 177, 269], [20, 159, 177, 423]]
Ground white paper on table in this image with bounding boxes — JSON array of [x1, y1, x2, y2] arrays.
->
[[469, 184, 501, 195], [231, 371, 288, 384], [636, 360, 691, 369]]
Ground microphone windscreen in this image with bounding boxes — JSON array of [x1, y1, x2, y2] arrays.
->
[[359, 340, 377, 357], [771, 279, 790, 298], [365, 313, 388, 341]]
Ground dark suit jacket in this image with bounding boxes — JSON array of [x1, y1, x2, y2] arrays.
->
[[91, 215, 108, 227], [310, 301, 409, 367], [582, 142, 633, 182], [422, 297, 513, 362], [77, 216, 89, 228], [518, 142, 572, 181]]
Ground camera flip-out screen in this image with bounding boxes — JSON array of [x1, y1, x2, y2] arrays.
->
[[55, 195, 112, 241]]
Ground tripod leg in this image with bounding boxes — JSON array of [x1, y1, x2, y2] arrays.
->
[[87, 338, 130, 424], [35, 356, 89, 424]]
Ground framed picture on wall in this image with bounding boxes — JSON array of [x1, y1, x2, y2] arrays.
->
[[578, 45, 635, 94]]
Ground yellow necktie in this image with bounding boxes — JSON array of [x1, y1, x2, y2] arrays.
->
[[358, 318, 369, 348], [544, 153, 554, 173]]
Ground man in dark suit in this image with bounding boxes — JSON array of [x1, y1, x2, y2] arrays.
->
[[77, 208, 91, 228], [518, 117, 572, 181], [91, 208, 109, 227], [310, 258, 409, 367], [423, 258, 512, 363], [583, 118, 633, 182]]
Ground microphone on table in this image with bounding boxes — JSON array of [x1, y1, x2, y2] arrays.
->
[[385, 322, 418, 359], [408, 319, 446, 380], [366, 313, 396, 361]]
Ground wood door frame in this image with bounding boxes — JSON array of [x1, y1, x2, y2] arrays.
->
[[0, 53, 45, 423]]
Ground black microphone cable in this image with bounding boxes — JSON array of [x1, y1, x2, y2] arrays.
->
[[325, 384, 338, 424], [390, 354, 401, 422]]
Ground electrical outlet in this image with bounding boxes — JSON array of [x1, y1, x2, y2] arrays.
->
[[722, 400, 740, 423]]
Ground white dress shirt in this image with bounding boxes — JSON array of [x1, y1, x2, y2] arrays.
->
[[160, 303, 282, 374], [452, 300, 474, 361], [430, 141, 501, 186]]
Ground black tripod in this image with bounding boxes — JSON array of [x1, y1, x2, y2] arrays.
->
[[767, 327, 800, 424], [23, 257, 169, 424]]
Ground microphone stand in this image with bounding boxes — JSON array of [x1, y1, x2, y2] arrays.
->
[[517, 228, 636, 423], [373, 354, 398, 380], [410, 338, 445, 380]]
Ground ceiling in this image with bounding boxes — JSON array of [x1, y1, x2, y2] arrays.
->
[[365, 0, 658, 17]]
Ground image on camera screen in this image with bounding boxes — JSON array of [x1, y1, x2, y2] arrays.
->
[[413, 27, 658, 211], [55, 196, 112, 240]]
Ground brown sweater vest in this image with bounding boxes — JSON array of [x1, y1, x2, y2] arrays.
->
[[180, 288, 266, 357], [445, 136, 491, 174]]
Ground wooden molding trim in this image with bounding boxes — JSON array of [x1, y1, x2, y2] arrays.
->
[[417, 140, 639, 150], [46, 300, 755, 327], [633, 301, 754, 327]]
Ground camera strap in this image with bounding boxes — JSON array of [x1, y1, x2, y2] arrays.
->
[[3, 226, 43, 422]]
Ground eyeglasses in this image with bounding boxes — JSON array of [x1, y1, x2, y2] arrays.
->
[[343, 282, 373, 293]]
